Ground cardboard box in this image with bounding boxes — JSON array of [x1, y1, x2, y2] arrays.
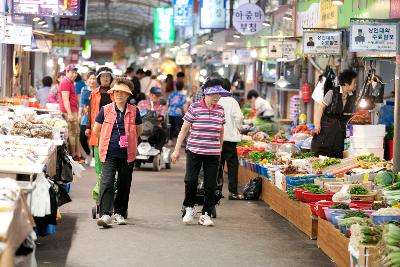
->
[[349, 244, 379, 267]]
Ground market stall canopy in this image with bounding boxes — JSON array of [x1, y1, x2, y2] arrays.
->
[[86, 0, 171, 43]]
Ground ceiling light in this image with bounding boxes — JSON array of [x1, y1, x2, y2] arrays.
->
[[205, 39, 213, 45], [251, 49, 258, 58], [180, 42, 190, 49], [262, 20, 271, 27], [38, 20, 46, 25], [33, 17, 41, 22], [332, 0, 344, 5], [226, 42, 234, 46], [283, 10, 293, 21], [359, 98, 368, 109], [233, 32, 241, 39], [42, 24, 48, 28], [275, 76, 289, 88], [151, 52, 160, 59]]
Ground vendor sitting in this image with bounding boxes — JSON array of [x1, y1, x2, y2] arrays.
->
[[137, 87, 168, 150], [311, 69, 358, 159], [246, 90, 274, 120]]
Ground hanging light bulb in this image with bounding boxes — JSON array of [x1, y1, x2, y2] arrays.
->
[[332, 0, 344, 6], [33, 17, 41, 22], [275, 76, 289, 88], [205, 39, 214, 45], [359, 98, 368, 109], [283, 10, 293, 21], [232, 54, 239, 64], [180, 42, 190, 49]]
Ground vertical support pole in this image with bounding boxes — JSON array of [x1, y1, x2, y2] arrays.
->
[[393, 53, 400, 172]]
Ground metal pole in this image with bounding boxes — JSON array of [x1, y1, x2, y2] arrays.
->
[[393, 53, 400, 172], [307, 59, 315, 123]]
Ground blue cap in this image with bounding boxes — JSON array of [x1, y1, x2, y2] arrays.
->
[[150, 87, 162, 96]]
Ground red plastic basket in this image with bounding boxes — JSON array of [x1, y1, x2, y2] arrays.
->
[[302, 192, 334, 203], [309, 203, 318, 216], [316, 201, 344, 219], [293, 188, 304, 201]]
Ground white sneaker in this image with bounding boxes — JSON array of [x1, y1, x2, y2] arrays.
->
[[85, 154, 93, 165], [113, 214, 126, 225], [198, 213, 214, 226], [90, 158, 95, 167], [182, 207, 196, 224], [97, 215, 112, 228]]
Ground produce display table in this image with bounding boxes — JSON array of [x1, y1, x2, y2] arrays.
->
[[238, 165, 318, 239], [317, 217, 350, 267]]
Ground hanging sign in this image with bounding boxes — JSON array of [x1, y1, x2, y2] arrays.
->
[[200, 0, 226, 29], [236, 49, 254, 63], [268, 40, 297, 59], [154, 7, 175, 44], [233, 3, 264, 35], [0, 15, 5, 39], [57, 0, 87, 33], [51, 33, 81, 48], [350, 22, 398, 52], [12, 0, 79, 17], [303, 31, 341, 55], [0, 24, 32, 45], [173, 0, 193, 26]]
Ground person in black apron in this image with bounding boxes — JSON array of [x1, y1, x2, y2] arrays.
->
[[312, 69, 358, 159]]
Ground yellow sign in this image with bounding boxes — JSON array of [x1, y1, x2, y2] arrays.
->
[[51, 33, 81, 48], [319, 0, 338, 28]]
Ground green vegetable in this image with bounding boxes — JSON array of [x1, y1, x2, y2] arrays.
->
[[342, 211, 369, 219], [312, 158, 341, 170], [287, 187, 298, 201], [302, 183, 326, 194], [350, 186, 369, 195], [241, 104, 251, 119], [253, 119, 279, 135], [386, 182, 400, 191], [356, 153, 381, 163], [249, 151, 277, 163], [238, 140, 252, 147], [338, 217, 365, 227], [294, 152, 315, 159], [329, 204, 349, 209], [375, 170, 396, 186]]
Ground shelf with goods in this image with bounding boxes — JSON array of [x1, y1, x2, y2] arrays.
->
[[237, 117, 400, 266]]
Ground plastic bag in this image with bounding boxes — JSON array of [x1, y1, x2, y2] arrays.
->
[[312, 76, 326, 104], [243, 177, 263, 200]]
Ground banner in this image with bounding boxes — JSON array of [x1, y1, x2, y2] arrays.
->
[[200, 0, 226, 29], [303, 31, 341, 55], [296, 0, 320, 36], [154, 7, 175, 44], [12, 0, 79, 17], [173, 0, 193, 26], [338, 0, 390, 28], [319, 0, 338, 28], [350, 22, 398, 52], [232, 3, 264, 35]]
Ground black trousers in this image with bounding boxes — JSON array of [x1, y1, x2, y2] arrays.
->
[[218, 141, 239, 194], [99, 158, 134, 217], [169, 115, 184, 138], [148, 126, 167, 150], [183, 151, 219, 215], [79, 125, 91, 156]]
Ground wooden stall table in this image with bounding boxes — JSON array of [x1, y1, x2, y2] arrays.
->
[[317, 217, 350, 267], [0, 192, 35, 267]]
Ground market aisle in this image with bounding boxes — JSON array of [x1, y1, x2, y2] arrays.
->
[[35, 156, 334, 267]]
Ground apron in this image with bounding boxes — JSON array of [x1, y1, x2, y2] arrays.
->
[[311, 116, 346, 159]]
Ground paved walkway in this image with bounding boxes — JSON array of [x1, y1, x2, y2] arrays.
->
[[36, 156, 335, 267]]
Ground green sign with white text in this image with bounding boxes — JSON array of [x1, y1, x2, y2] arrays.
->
[[154, 7, 175, 44]]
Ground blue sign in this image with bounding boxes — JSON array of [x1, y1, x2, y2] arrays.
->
[[173, 0, 193, 26], [200, 0, 226, 29]]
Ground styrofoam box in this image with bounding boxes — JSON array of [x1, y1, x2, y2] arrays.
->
[[347, 124, 385, 137], [348, 148, 384, 159], [350, 136, 384, 149]]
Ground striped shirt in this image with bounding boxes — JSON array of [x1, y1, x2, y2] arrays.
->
[[183, 99, 225, 155]]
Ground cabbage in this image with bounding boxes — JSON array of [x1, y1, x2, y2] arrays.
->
[[375, 170, 396, 186]]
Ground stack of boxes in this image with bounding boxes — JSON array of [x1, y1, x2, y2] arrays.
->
[[346, 124, 386, 159]]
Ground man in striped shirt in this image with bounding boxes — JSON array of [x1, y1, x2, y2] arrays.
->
[[172, 79, 231, 226]]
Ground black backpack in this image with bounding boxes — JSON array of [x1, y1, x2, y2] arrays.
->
[[243, 177, 263, 200]]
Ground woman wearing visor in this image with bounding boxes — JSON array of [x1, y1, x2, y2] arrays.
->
[[86, 67, 114, 200]]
